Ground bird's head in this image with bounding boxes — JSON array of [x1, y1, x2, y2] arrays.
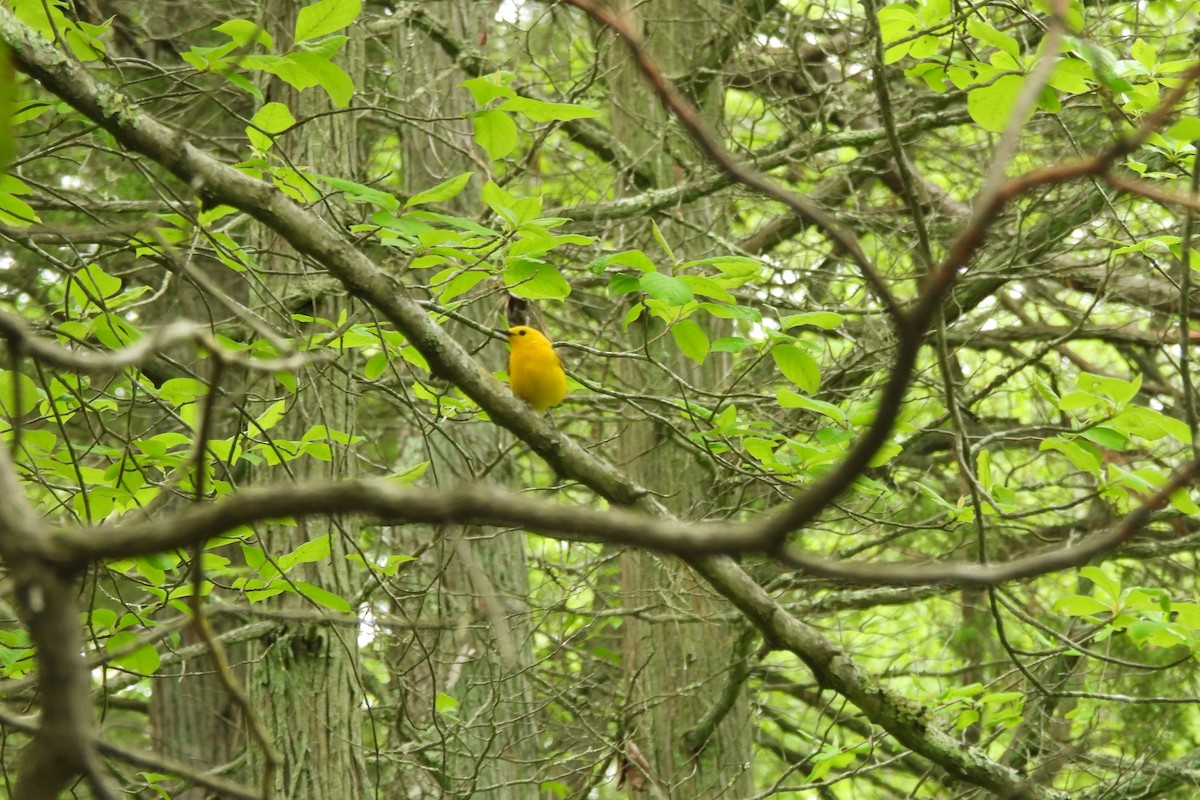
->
[[495, 325, 551, 347]]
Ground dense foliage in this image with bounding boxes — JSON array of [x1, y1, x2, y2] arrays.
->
[[0, 0, 1199, 798]]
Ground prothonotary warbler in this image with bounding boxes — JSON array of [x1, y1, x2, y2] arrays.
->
[[497, 325, 567, 413]]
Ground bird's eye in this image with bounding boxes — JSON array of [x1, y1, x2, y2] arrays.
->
[[519, 330, 526, 336]]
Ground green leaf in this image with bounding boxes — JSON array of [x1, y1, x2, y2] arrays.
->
[[1129, 38, 1156, 70], [296, 35, 348, 60], [671, 319, 709, 364], [1079, 566, 1121, 602], [481, 180, 539, 226], [868, 443, 902, 468], [405, 171, 473, 208], [471, 109, 518, 160], [967, 74, 1028, 133], [158, 378, 209, 406], [461, 73, 517, 106], [638, 272, 693, 305], [74, 263, 123, 302], [254, 400, 287, 432], [967, 19, 1021, 62], [1047, 58, 1093, 94], [247, 102, 296, 152], [608, 250, 658, 273], [878, 4, 918, 44], [1078, 372, 1140, 407], [364, 351, 388, 380], [698, 302, 760, 322], [780, 311, 843, 330], [301, 425, 363, 445], [1039, 437, 1101, 473], [498, 96, 600, 122], [884, 42, 912, 65], [776, 390, 846, 424], [505, 259, 571, 300], [0, 371, 39, 418], [979, 691, 1023, 706], [109, 638, 161, 675], [677, 275, 735, 303], [540, 780, 571, 799], [318, 174, 397, 211], [437, 270, 488, 303], [608, 274, 640, 296], [1069, 37, 1134, 92], [277, 534, 331, 571], [294, 581, 353, 612], [214, 19, 272, 48], [1166, 118, 1200, 143], [295, 0, 360, 42], [1053, 595, 1111, 616], [977, 450, 993, 490], [291, 51, 355, 107], [908, 35, 942, 60], [773, 345, 820, 394], [621, 302, 644, 329], [1080, 426, 1127, 450], [917, 0, 950, 24], [1110, 406, 1191, 444], [435, 692, 459, 714], [390, 461, 429, 484], [0, 178, 41, 227], [650, 219, 676, 263]]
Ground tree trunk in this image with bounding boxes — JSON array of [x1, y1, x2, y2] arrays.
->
[[383, 4, 543, 796], [239, 3, 366, 796], [603, 2, 755, 795]]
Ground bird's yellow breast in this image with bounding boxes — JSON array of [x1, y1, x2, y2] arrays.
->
[[505, 326, 567, 412]]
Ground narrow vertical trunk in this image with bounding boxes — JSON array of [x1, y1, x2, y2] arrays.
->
[[603, 2, 755, 794], [383, 4, 543, 796], [239, 3, 366, 796]]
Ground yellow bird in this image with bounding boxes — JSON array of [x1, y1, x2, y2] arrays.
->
[[497, 325, 567, 413]]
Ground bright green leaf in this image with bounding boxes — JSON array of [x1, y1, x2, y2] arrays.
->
[[967, 74, 1028, 133], [295, 0, 360, 42], [773, 345, 820, 394], [215, 18, 272, 48], [290, 51, 354, 107], [461, 73, 516, 106], [247, 102, 296, 152], [254, 400, 287, 432], [405, 171, 474, 208], [1039, 437, 1101, 473], [639, 272, 693, 305], [318, 174, 397, 211], [780, 311, 843, 330], [471, 109, 518, 160], [0, 371, 40, 418], [505, 259, 571, 300], [1166, 118, 1200, 143], [390, 461, 429, 484], [776, 389, 846, 424], [294, 581, 353, 612], [968, 19, 1021, 62], [1080, 566, 1121, 601], [1053, 595, 1111, 616], [498, 96, 600, 122], [671, 319, 709, 365]]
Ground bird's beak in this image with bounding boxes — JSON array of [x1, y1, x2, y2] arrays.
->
[[493, 328, 509, 337]]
